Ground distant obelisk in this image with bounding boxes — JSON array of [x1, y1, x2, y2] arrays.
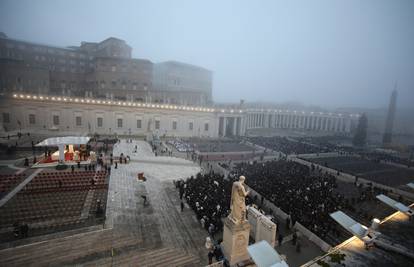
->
[[382, 88, 397, 145]]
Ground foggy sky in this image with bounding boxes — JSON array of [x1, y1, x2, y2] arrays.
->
[[1, 0, 413, 109]]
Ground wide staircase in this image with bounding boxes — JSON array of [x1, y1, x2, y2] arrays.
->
[[0, 227, 201, 267], [107, 247, 201, 267]]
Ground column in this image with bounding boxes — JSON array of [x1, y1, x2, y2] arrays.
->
[[254, 114, 257, 128], [316, 116, 320, 131], [338, 118, 343, 133], [276, 114, 280, 128], [345, 118, 351, 133], [335, 118, 340, 132], [58, 144, 65, 163], [248, 114, 251, 128], [223, 117, 227, 136], [233, 117, 237, 136]]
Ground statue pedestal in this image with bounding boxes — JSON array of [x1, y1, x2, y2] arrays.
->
[[222, 217, 251, 266]]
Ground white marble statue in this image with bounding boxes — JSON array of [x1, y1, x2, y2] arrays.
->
[[230, 175, 250, 224]]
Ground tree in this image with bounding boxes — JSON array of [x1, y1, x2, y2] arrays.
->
[[353, 113, 368, 147]]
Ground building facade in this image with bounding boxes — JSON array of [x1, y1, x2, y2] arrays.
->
[[153, 61, 212, 105], [0, 95, 356, 138], [0, 33, 212, 105]]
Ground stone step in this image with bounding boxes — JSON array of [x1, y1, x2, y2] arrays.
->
[[112, 247, 200, 267]]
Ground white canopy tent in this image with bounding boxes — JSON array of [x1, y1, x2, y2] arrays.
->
[[247, 240, 289, 267], [36, 136, 90, 162], [376, 194, 413, 216]]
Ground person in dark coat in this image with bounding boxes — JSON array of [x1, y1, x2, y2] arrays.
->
[[278, 233, 283, 246]]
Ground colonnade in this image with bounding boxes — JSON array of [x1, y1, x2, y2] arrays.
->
[[245, 112, 354, 133]]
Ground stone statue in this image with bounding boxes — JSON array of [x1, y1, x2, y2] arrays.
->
[[230, 175, 250, 223]]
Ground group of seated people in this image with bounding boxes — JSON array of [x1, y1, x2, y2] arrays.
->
[[167, 139, 193, 152], [181, 157, 389, 246], [229, 160, 350, 241], [179, 173, 234, 239], [190, 139, 251, 153], [361, 151, 413, 168], [248, 136, 333, 155]]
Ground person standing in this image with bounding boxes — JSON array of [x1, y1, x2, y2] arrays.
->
[[278, 233, 283, 246], [141, 195, 147, 205], [208, 251, 214, 265], [180, 201, 184, 212], [292, 231, 297, 245]]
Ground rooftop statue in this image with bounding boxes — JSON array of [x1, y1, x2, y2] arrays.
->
[[230, 175, 250, 224]]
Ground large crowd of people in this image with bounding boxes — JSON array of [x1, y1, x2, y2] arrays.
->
[[308, 156, 414, 187], [248, 136, 333, 155], [229, 160, 348, 240], [178, 173, 234, 238], [360, 151, 413, 168], [180, 159, 353, 244], [167, 139, 193, 152], [189, 138, 252, 153]]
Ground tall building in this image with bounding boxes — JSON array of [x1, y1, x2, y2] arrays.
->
[[0, 33, 212, 105], [153, 61, 212, 105], [382, 89, 397, 145]]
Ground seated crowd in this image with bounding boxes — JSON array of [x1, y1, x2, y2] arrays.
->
[[248, 136, 333, 155], [360, 151, 413, 168], [189, 138, 252, 153], [167, 139, 193, 152], [178, 173, 234, 238], [308, 156, 414, 187], [229, 160, 348, 240]]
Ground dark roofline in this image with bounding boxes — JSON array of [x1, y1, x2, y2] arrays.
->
[[0, 35, 80, 52], [100, 37, 131, 47], [94, 56, 152, 64], [157, 60, 211, 72]]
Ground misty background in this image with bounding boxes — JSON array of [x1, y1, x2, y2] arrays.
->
[[0, 0, 413, 110]]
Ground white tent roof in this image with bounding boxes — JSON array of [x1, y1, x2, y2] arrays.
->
[[330, 211, 368, 239], [377, 194, 412, 214], [247, 241, 289, 267], [36, 136, 90, 146]]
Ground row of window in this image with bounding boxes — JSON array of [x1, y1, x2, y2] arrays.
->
[[2, 113, 209, 131], [4, 42, 91, 59]]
